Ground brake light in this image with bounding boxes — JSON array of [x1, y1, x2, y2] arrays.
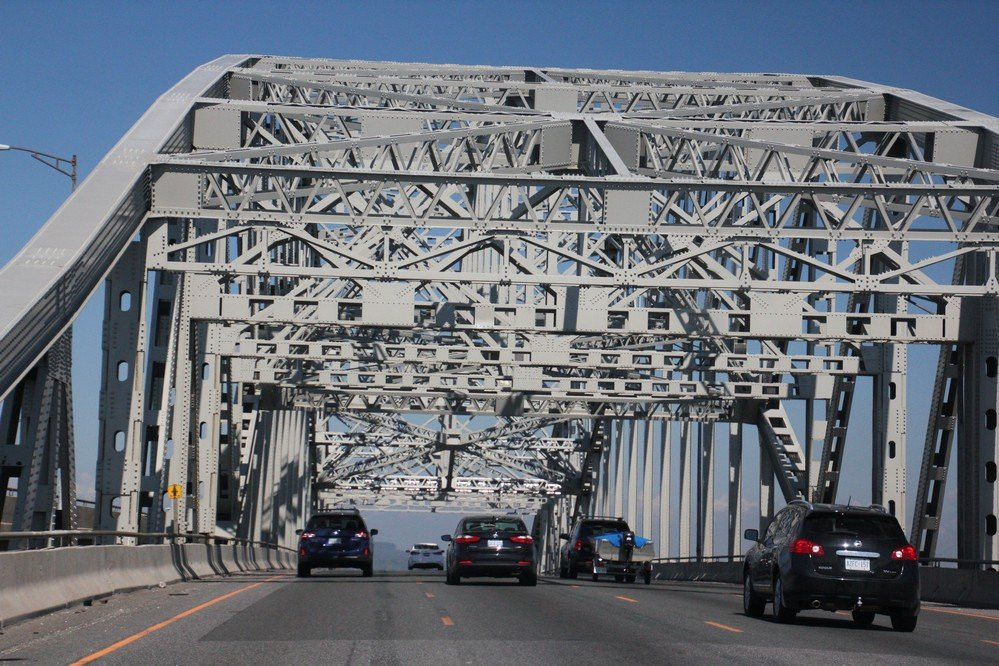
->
[[454, 535, 480, 544], [789, 538, 825, 556], [356, 531, 367, 538], [510, 535, 534, 544], [458, 560, 473, 565], [891, 544, 918, 561], [517, 560, 532, 565], [299, 532, 315, 540], [363, 548, 370, 556], [299, 547, 306, 556], [574, 539, 582, 551]]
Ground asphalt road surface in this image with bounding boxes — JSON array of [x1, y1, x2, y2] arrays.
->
[[1, 570, 997, 664]]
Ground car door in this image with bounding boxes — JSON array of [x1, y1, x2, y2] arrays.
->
[[754, 509, 787, 589]]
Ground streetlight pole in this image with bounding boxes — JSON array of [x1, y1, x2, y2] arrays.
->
[[0, 142, 79, 543], [0, 144, 77, 191]]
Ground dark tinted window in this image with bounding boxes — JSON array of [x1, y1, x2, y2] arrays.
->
[[462, 518, 526, 533], [580, 521, 629, 539], [308, 514, 364, 531], [803, 512, 903, 539]]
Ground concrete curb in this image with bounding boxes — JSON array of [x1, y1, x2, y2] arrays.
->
[[0, 543, 293, 628]]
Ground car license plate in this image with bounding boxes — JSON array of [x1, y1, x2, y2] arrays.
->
[[844, 558, 870, 572], [488, 539, 503, 548], [326, 538, 341, 546]]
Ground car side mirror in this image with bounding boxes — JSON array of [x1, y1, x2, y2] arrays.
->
[[370, 528, 379, 536], [743, 528, 759, 542], [295, 529, 303, 535], [441, 534, 452, 542], [558, 532, 569, 540]]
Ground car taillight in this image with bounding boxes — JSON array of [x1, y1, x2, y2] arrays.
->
[[891, 544, 918, 561], [299, 547, 306, 556], [517, 560, 532, 565], [300, 532, 315, 540], [510, 535, 534, 544], [454, 535, 480, 544], [458, 560, 473, 565], [356, 531, 367, 538], [574, 539, 582, 551], [363, 548, 370, 556], [789, 538, 825, 556]]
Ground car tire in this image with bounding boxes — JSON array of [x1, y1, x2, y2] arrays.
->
[[446, 568, 460, 585], [297, 564, 311, 578], [743, 573, 765, 617], [852, 610, 876, 628], [614, 575, 625, 583], [558, 560, 568, 579], [567, 564, 578, 579], [362, 564, 373, 578], [592, 573, 599, 582], [625, 575, 636, 583], [890, 614, 917, 632], [772, 574, 797, 623], [643, 571, 652, 585], [519, 573, 537, 586]]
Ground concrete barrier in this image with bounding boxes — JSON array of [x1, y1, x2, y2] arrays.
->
[[0, 542, 293, 628], [651, 561, 999, 609]]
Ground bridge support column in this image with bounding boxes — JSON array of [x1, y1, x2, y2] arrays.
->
[[727, 422, 743, 558], [1, 332, 77, 543], [657, 421, 671, 558], [760, 446, 775, 537], [626, 421, 640, 529], [641, 420, 654, 537], [678, 422, 693, 558], [957, 293, 999, 564], [697, 422, 715, 560], [871, 340, 907, 522]]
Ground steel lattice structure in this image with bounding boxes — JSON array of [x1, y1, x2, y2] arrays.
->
[[0, 56, 996, 568]]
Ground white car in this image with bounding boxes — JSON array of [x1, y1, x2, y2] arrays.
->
[[407, 543, 445, 570]]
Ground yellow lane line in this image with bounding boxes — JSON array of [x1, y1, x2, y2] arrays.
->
[[570, 584, 581, 589], [425, 591, 435, 599], [982, 639, 999, 646], [704, 620, 743, 633], [441, 616, 454, 626], [615, 595, 638, 603], [70, 573, 288, 665], [924, 606, 999, 622]]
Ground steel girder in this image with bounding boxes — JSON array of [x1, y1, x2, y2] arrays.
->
[[0, 56, 997, 561]]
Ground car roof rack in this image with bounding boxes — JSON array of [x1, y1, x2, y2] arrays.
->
[[583, 515, 626, 521]]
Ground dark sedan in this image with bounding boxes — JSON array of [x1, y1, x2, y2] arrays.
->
[[443, 515, 537, 586]]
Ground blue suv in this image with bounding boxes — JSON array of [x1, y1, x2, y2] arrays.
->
[[296, 510, 378, 577]]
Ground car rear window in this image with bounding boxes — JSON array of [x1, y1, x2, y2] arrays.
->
[[462, 518, 526, 533], [581, 521, 629, 538], [307, 515, 364, 531], [803, 512, 903, 539], [413, 544, 437, 550]]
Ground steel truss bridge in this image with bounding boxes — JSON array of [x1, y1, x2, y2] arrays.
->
[[0, 56, 996, 571]]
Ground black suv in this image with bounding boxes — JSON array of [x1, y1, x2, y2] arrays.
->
[[442, 515, 537, 586], [296, 509, 378, 578], [743, 501, 919, 631], [558, 516, 651, 583]]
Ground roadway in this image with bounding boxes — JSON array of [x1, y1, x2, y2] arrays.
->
[[0, 570, 996, 664]]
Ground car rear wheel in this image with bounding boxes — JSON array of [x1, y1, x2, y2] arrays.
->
[[558, 560, 568, 579], [643, 571, 652, 585], [519, 573, 537, 586], [446, 568, 460, 585], [297, 564, 311, 578], [890, 614, 917, 632], [772, 575, 797, 623], [625, 575, 636, 583], [743, 573, 765, 617], [591, 572, 599, 582], [614, 574, 625, 583], [852, 610, 876, 628], [361, 564, 373, 577], [567, 563, 578, 579]]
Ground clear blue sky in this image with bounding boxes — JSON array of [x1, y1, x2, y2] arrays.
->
[[0, 0, 995, 554]]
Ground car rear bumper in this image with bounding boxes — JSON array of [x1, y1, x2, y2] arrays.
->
[[782, 568, 919, 613], [409, 562, 444, 569], [457, 561, 534, 578], [300, 554, 371, 568]]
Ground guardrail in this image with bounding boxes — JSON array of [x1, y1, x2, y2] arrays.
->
[[0, 529, 296, 552]]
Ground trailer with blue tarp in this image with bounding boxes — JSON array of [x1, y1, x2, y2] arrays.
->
[[590, 530, 655, 584]]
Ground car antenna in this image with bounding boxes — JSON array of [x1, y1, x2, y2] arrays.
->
[[847, 495, 852, 507]]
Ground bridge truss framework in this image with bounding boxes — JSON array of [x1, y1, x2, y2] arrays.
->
[[0, 56, 996, 568]]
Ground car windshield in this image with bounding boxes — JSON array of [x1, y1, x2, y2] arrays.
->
[[413, 544, 437, 550], [307, 515, 363, 531], [803, 512, 903, 539], [581, 521, 629, 538], [462, 518, 526, 533]]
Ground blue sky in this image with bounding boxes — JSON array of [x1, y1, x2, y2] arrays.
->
[[0, 0, 995, 553]]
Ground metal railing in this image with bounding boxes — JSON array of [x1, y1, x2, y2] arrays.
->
[[0, 529, 295, 553], [648, 553, 999, 571]]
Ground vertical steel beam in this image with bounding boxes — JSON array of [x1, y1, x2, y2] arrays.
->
[[657, 421, 671, 558], [641, 419, 654, 538], [627, 420, 640, 528], [871, 339, 907, 522], [678, 421, 693, 558], [727, 422, 743, 557], [697, 422, 715, 560]]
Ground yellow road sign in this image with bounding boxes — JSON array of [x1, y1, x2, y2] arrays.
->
[[166, 484, 183, 499]]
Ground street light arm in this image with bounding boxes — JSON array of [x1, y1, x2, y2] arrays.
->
[[0, 144, 77, 190]]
